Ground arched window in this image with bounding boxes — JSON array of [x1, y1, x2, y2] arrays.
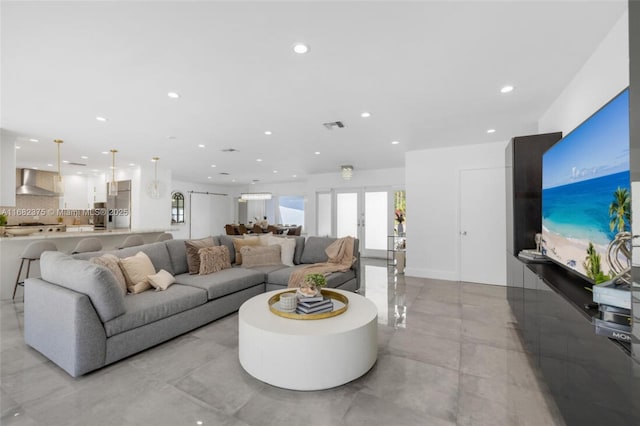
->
[[171, 192, 185, 223]]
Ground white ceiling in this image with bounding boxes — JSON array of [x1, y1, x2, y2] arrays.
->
[[1, 1, 627, 185]]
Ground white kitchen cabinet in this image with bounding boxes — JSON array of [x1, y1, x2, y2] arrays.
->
[[62, 175, 90, 209]]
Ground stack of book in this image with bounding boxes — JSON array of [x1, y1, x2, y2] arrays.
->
[[517, 249, 547, 262], [296, 295, 334, 314]]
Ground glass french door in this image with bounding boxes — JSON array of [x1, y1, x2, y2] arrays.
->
[[320, 188, 392, 258]]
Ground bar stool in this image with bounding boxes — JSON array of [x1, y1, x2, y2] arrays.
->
[[116, 235, 144, 249], [13, 241, 58, 300], [71, 238, 103, 254], [155, 233, 173, 242]]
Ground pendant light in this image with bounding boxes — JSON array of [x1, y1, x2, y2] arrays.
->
[[53, 139, 65, 194], [150, 157, 160, 199], [341, 165, 354, 181], [108, 149, 118, 196]]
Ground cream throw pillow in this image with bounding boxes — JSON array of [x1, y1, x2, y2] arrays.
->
[[232, 238, 261, 265], [240, 245, 282, 268], [147, 269, 176, 291], [90, 253, 128, 296], [267, 236, 296, 266], [119, 252, 156, 294], [198, 246, 232, 275]]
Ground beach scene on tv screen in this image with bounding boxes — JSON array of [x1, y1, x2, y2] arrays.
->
[[542, 89, 630, 282]]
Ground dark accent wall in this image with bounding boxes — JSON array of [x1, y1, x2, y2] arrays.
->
[[505, 132, 562, 256]]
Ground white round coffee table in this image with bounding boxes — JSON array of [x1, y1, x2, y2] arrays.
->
[[238, 289, 378, 391]]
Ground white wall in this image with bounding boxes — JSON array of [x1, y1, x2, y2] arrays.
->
[[539, 11, 629, 134], [170, 179, 235, 239], [0, 132, 16, 207], [405, 141, 508, 281]]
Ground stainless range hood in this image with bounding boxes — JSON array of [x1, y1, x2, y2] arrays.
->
[[15, 168, 59, 196]]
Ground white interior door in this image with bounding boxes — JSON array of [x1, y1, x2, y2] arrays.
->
[[190, 193, 212, 238], [459, 168, 506, 286]]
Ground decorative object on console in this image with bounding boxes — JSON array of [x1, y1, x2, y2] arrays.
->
[[53, 139, 65, 194], [108, 149, 118, 196], [341, 165, 353, 180]]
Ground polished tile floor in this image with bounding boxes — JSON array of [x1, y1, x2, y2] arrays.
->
[[0, 259, 565, 426]]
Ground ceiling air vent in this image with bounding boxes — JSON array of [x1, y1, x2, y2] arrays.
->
[[322, 121, 345, 130], [68, 162, 87, 166], [219, 172, 230, 175], [221, 148, 239, 153]]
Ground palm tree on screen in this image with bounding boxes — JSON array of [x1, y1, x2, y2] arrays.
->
[[609, 187, 631, 233]]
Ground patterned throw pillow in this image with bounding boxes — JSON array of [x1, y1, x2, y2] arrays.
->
[[90, 253, 128, 296], [240, 245, 282, 268], [185, 237, 215, 274], [198, 246, 232, 275]]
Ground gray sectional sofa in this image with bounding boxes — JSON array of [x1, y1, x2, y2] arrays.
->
[[24, 235, 359, 377]]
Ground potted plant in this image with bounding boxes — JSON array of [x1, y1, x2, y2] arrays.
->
[[297, 273, 327, 298]]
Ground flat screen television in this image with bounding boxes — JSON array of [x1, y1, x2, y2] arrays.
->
[[541, 88, 630, 283]]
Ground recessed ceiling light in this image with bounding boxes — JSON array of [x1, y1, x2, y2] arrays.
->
[[101, 151, 109, 155], [167, 92, 180, 99], [391, 140, 400, 145], [292, 174, 297, 178], [361, 112, 371, 118], [47, 163, 53, 167], [32, 167, 39, 170], [264, 131, 272, 135], [256, 158, 263, 162], [207, 176, 212, 179], [80, 155, 88, 159], [29, 138, 39, 142], [198, 144, 205, 148], [63, 160, 69, 163], [487, 129, 496, 134], [129, 163, 136, 166], [211, 164, 217, 168], [273, 170, 278, 173], [15, 146, 21, 149], [500, 85, 514, 93], [232, 179, 236, 182], [293, 43, 309, 54], [96, 116, 108, 122], [314, 151, 320, 155]]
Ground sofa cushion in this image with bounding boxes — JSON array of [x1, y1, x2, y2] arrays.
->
[[103, 284, 207, 337], [174, 267, 265, 300], [117, 242, 175, 275], [240, 245, 281, 268], [89, 254, 128, 296], [218, 235, 237, 264], [185, 237, 216, 274], [300, 236, 338, 264], [40, 251, 126, 323], [265, 265, 356, 289], [164, 239, 190, 275], [198, 246, 231, 275]]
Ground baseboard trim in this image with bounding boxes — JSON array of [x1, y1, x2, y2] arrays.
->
[[404, 267, 457, 281]]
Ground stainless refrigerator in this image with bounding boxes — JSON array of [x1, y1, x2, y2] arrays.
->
[[106, 180, 131, 230]]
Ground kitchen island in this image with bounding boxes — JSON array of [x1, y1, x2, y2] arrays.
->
[[0, 229, 167, 300]]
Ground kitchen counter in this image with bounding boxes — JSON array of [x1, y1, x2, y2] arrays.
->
[[0, 229, 168, 300]]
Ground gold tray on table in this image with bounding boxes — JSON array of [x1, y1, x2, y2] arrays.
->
[[268, 289, 349, 320]]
